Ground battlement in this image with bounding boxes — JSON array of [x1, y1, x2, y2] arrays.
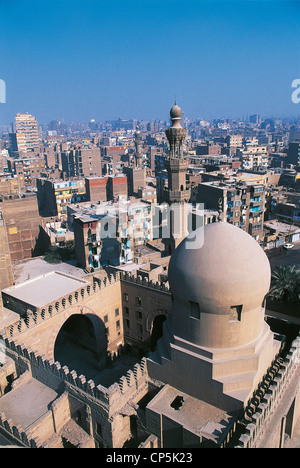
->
[[1, 336, 148, 417], [0, 411, 42, 448], [236, 334, 300, 448], [119, 271, 170, 293], [0, 272, 121, 339], [1, 271, 169, 341]]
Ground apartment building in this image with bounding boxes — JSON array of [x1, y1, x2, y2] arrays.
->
[[106, 174, 128, 200], [123, 166, 146, 196], [37, 178, 87, 218], [197, 180, 265, 241], [287, 142, 300, 166], [0, 195, 41, 261], [69, 200, 153, 271], [84, 174, 129, 203], [13, 113, 40, 154], [225, 134, 243, 148], [85, 176, 108, 203], [0, 176, 19, 198], [8, 156, 45, 192], [237, 145, 269, 170], [61, 147, 102, 178]]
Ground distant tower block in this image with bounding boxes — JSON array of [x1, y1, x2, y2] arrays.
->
[[163, 103, 191, 254]]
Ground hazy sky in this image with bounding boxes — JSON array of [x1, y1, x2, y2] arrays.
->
[[0, 0, 300, 125]]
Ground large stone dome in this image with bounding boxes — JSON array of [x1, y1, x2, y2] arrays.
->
[[168, 221, 271, 316], [148, 221, 279, 408]]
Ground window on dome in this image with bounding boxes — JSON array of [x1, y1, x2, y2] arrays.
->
[[190, 301, 201, 320], [230, 305, 243, 322]]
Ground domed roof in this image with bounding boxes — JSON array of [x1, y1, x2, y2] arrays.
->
[[168, 222, 271, 315], [170, 103, 182, 119]]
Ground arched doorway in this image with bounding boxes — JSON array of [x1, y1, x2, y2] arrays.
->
[[150, 315, 167, 351], [54, 314, 105, 380]]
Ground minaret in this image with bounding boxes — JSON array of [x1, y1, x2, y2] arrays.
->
[[134, 125, 142, 168], [163, 103, 191, 254], [123, 125, 145, 196]]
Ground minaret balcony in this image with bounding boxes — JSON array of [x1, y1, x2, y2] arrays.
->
[[165, 157, 189, 172], [164, 188, 191, 204]]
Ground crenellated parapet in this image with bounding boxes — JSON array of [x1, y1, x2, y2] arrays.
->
[[117, 359, 148, 397], [119, 271, 170, 293], [0, 272, 121, 340], [236, 334, 300, 448], [1, 271, 169, 341], [1, 335, 148, 418], [0, 411, 42, 448]]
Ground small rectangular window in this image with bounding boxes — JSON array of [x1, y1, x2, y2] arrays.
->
[[190, 301, 201, 320], [103, 314, 108, 323], [136, 297, 142, 307], [230, 305, 243, 322], [137, 310, 143, 321], [115, 308, 119, 317], [96, 423, 102, 436]]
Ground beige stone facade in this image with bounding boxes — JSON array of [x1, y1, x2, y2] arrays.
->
[[0, 261, 298, 449], [0, 221, 298, 449]]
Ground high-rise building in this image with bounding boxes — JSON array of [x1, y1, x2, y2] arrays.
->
[[13, 113, 40, 154], [287, 142, 300, 166], [249, 114, 261, 125], [61, 147, 102, 178]]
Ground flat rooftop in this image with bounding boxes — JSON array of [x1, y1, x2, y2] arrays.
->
[[2, 271, 89, 308], [146, 384, 235, 445], [264, 220, 300, 234], [0, 377, 58, 431]]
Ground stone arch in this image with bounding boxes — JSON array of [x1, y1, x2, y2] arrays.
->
[[146, 309, 168, 352], [145, 309, 168, 333], [51, 307, 108, 379], [46, 305, 107, 362]]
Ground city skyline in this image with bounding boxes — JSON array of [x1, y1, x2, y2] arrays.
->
[[0, 0, 300, 125]]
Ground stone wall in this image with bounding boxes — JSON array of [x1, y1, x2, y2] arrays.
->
[[1, 336, 149, 447], [0, 411, 42, 448], [119, 272, 171, 350], [236, 334, 300, 448], [1, 272, 172, 361], [1, 274, 123, 360]]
